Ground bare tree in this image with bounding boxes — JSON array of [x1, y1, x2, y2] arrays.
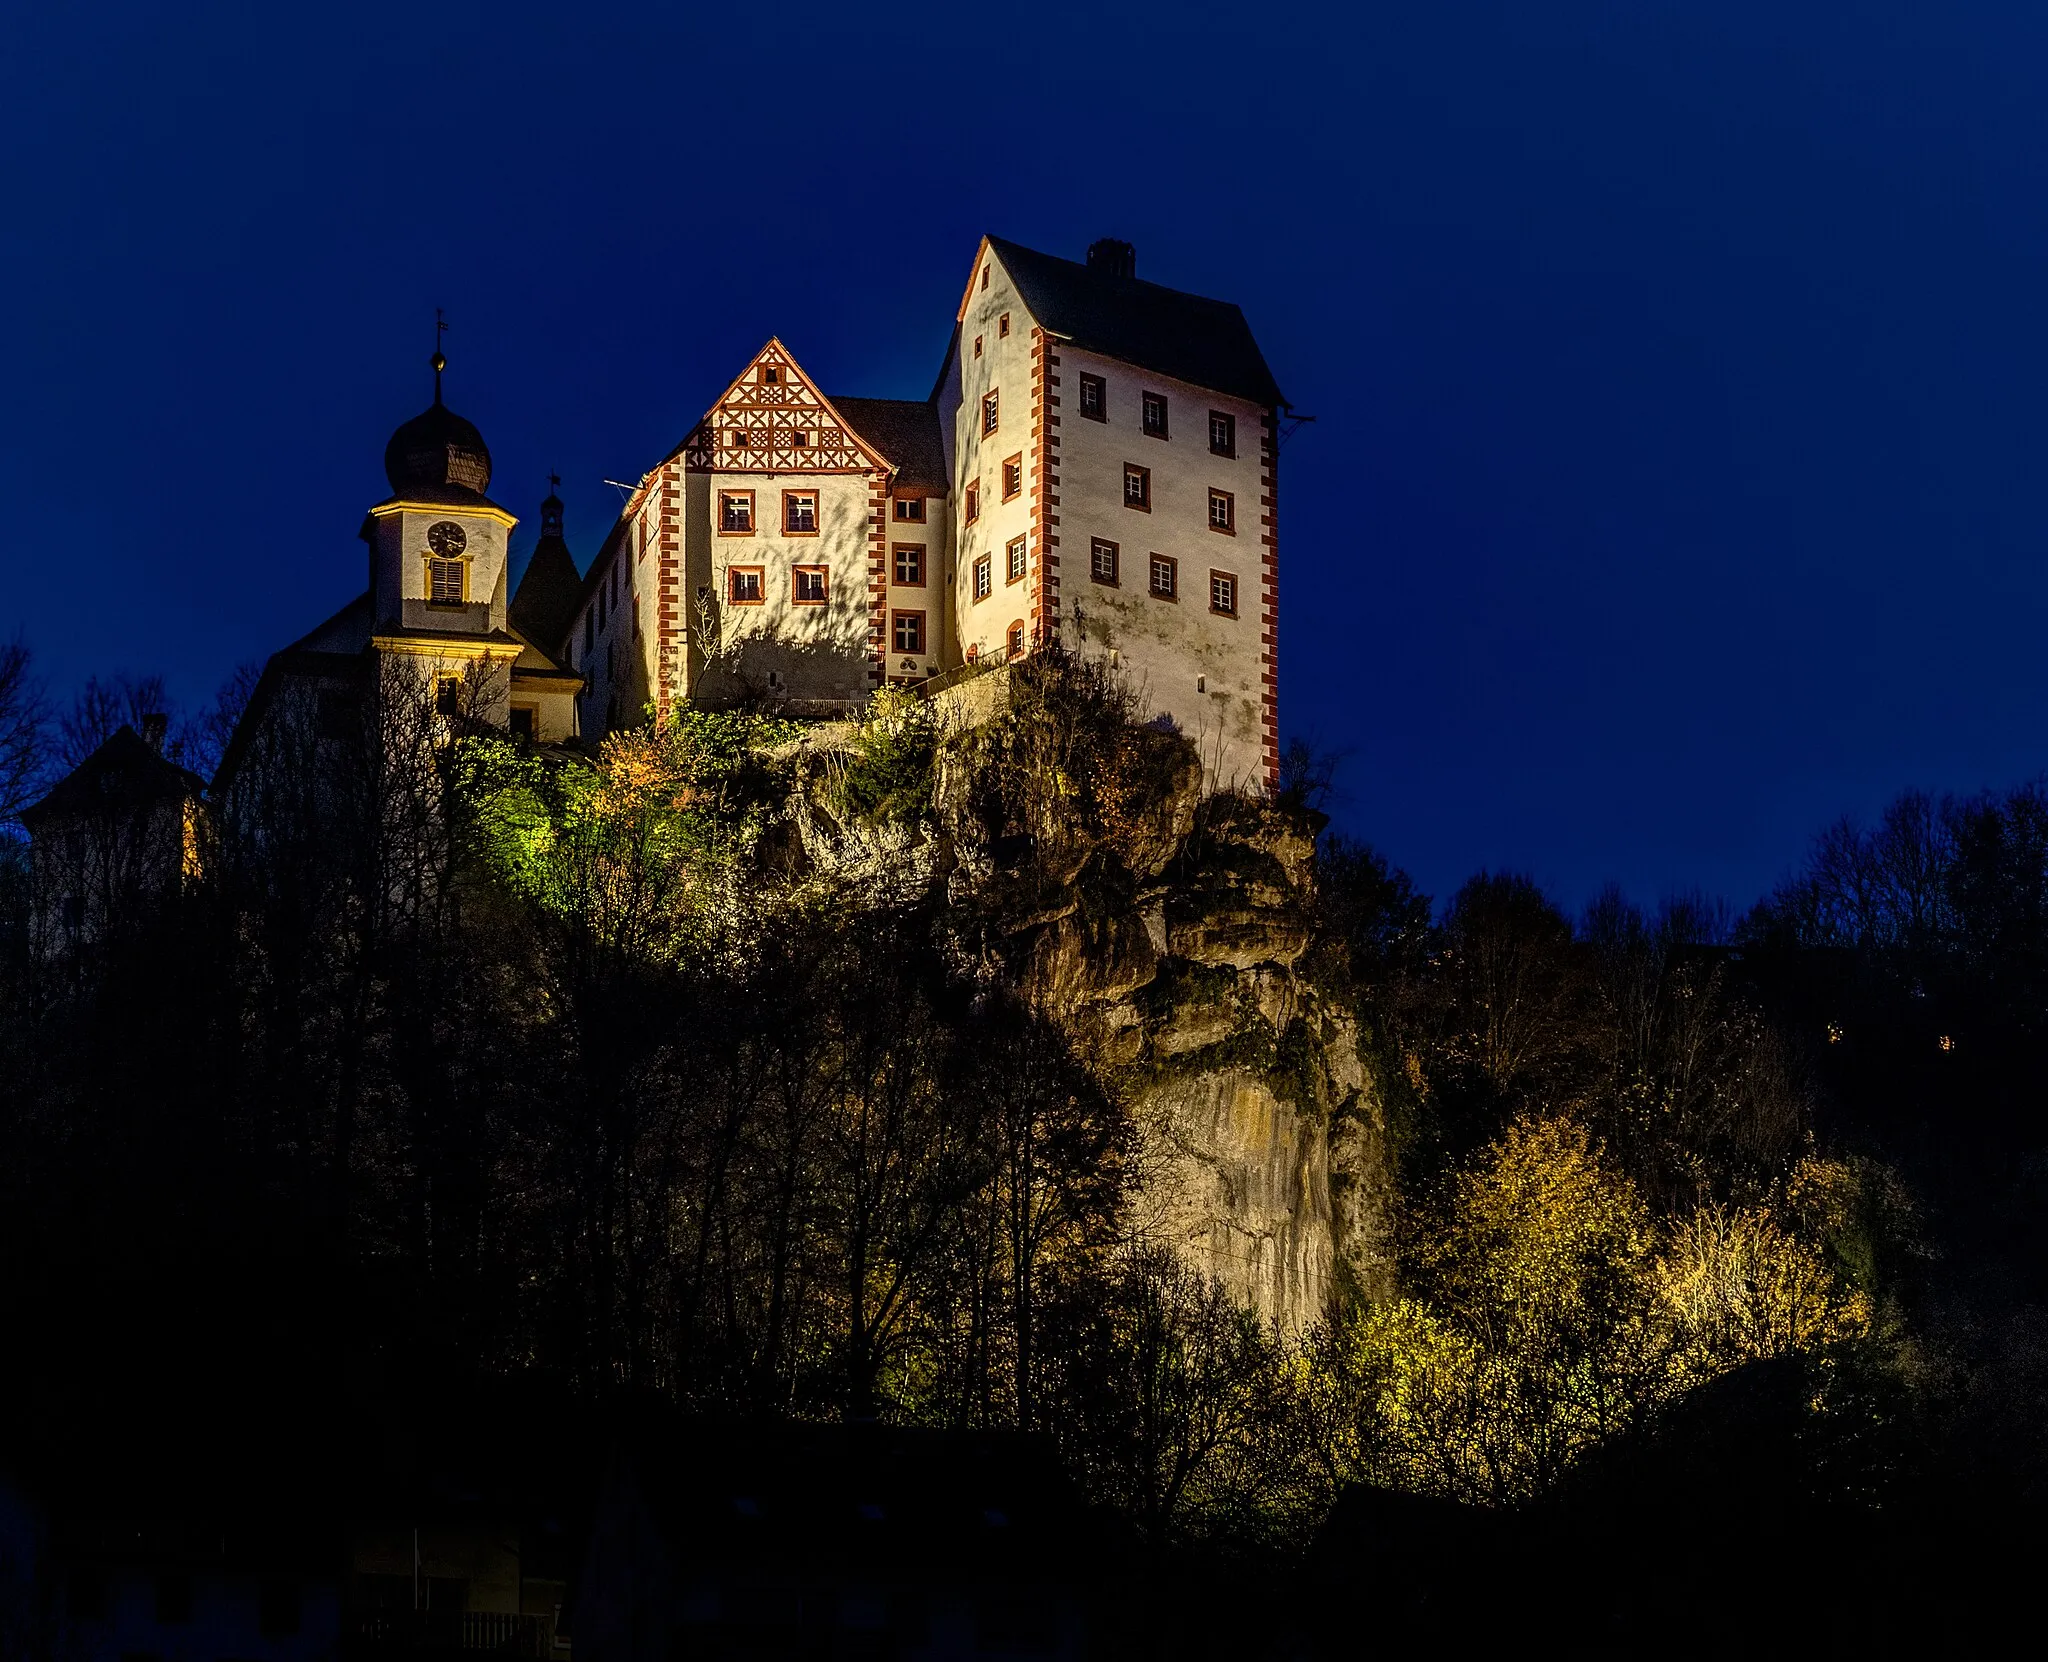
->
[[183, 660, 263, 781], [59, 671, 176, 768], [0, 637, 48, 824]]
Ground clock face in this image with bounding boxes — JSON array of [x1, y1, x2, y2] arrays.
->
[[427, 521, 468, 557]]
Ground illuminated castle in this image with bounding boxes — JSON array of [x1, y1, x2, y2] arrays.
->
[[228, 235, 1288, 793]]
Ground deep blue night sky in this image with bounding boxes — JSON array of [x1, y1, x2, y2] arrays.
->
[[8, 0, 2048, 911]]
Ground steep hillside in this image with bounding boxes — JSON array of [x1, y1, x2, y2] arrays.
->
[[784, 661, 1393, 1328]]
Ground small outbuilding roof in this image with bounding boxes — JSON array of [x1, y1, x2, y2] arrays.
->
[[20, 726, 206, 829]]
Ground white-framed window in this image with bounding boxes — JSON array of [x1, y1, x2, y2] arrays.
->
[[1090, 538, 1119, 585], [1150, 554, 1178, 600], [1210, 571, 1237, 616], [1007, 535, 1027, 583], [982, 390, 1000, 435], [973, 555, 992, 601]]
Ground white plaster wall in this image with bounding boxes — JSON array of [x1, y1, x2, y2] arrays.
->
[[697, 468, 874, 704], [882, 491, 943, 681], [1053, 347, 1270, 792], [375, 507, 514, 636], [510, 680, 580, 744], [950, 251, 1040, 662]]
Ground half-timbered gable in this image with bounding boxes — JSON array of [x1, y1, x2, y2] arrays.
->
[[561, 236, 1279, 770], [684, 340, 884, 475], [679, 341, 895, 713]]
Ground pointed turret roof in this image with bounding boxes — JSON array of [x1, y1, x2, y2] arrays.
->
[[509, 479, 584, 657]]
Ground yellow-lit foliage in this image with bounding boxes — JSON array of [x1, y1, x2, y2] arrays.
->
[[1659, 1203, 1870, 1377], [1310, 1115, 1875, 1505], [457, 709, 795, 963]]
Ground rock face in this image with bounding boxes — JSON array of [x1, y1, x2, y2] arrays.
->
[[942, 757, 1396, 1330], [791, 700, 1397, 1330]]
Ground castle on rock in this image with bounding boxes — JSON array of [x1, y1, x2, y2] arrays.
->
[[224, 235, 1287, 792]]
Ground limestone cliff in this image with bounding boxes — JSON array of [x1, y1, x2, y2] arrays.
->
[[782, 680, 1396, 1330]]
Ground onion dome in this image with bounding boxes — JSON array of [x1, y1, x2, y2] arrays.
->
[[383, 347, 494, 502]]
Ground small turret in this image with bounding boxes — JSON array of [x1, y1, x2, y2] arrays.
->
[[509, 473, 585, 657]]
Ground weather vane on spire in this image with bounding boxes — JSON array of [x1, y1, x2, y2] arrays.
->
[[431, 307, 448, 403], [549, 470, 561, 493]]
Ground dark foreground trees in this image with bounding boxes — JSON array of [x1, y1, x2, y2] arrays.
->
[[0, 656, 2010, 1570]]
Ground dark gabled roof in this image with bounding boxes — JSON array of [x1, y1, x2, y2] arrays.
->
[[828, 396, 947, 494], [987, 235, 1286, 408], [510, 533, 585, 659], [286, 590, 374, 656], [505, 620, 580, 680], [21, 726, 206, 828]]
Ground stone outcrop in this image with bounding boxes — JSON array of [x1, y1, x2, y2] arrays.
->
[[788, 703, 1396, 1331]]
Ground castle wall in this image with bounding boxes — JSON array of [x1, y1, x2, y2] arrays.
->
[[949, 253, 1040, 663], [1052, 347, 1271, 794], [369, 506, 514, 637], [694, 467, 875, 707], [878, 485, 946, 685]]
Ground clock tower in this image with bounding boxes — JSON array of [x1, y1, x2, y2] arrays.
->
[[363, 346, 519, 638]]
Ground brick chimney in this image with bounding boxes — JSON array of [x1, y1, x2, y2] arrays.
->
[[1086, 238, 1136, 279]]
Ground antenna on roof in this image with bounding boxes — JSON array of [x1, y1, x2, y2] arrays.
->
[[1277, 411, 1317, 450], [601, 478, 638, 505]]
